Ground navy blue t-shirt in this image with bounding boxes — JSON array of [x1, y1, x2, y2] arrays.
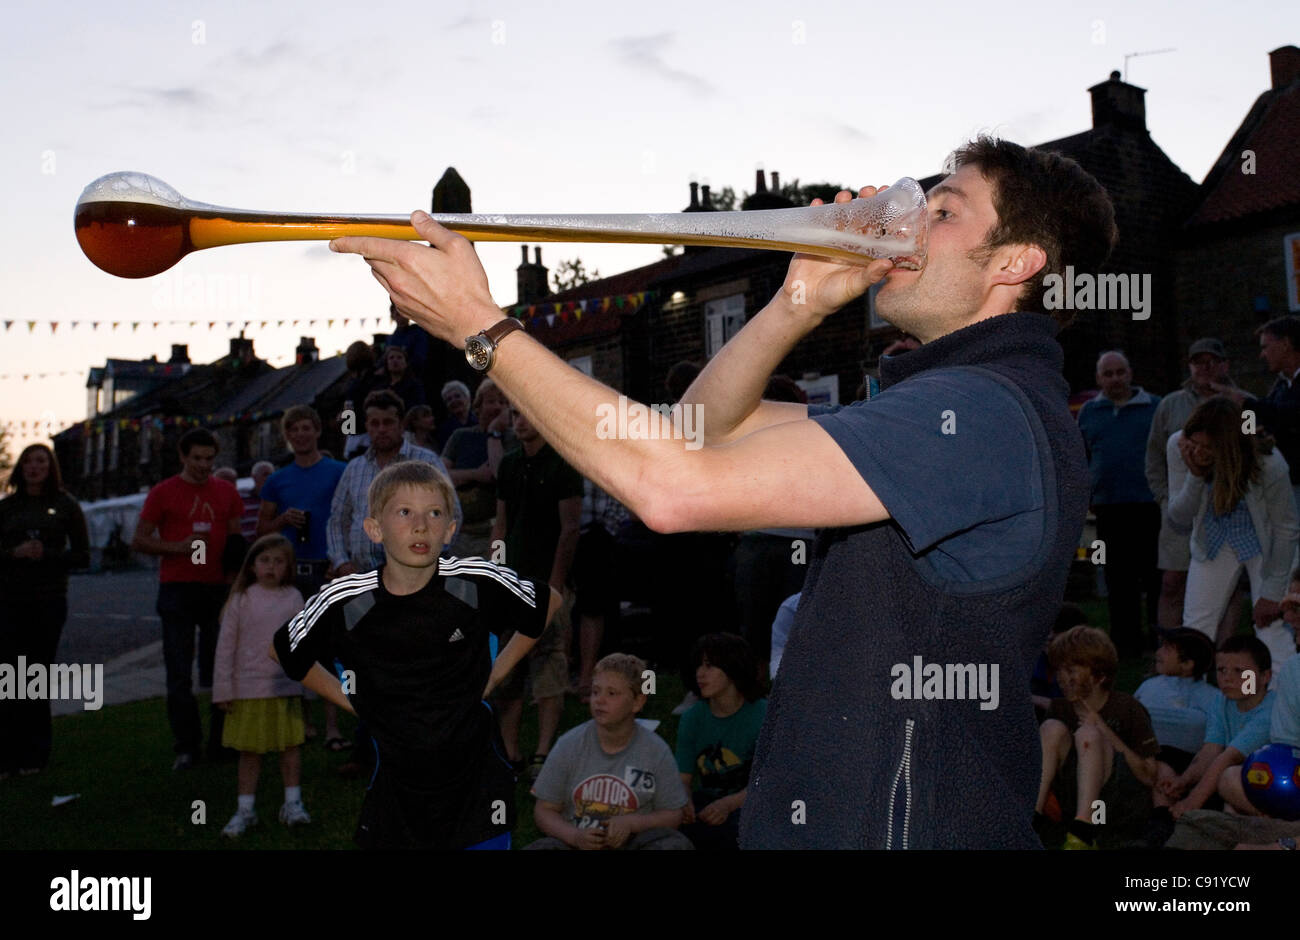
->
[[808, 367, 1044, 582], [259, 457, 347, 560]]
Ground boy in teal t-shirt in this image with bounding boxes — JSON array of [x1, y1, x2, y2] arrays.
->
[[675, 634, 768, 850]]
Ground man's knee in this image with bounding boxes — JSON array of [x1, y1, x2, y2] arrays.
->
[[1073, 723, 1105, 753], [1041, 718, 1070, 750]]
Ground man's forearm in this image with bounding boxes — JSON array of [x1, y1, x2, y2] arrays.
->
[[485, 631, 538, 697], [680, 292, 813, 445]]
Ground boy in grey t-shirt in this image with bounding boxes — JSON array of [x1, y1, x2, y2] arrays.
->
[[527, 653, 691, 850]]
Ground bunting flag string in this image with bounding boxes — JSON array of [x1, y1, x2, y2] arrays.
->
[[504, 290, 654, 330], [1, 317, 394, 333], [0, 370, 82, 381]]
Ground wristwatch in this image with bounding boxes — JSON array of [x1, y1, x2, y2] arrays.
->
[[487, 430, 504, 440], [1280, 836, 1297, 851], [465, 318, 524, 372]]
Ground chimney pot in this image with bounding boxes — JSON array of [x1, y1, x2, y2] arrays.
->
[[771, 170, 780, 191], [521, 245, 529, 264], [754, 169, 767, 193], [534, 246, 542, 265], [688, 181, 700, 209], [1270, 45, 1300, 90], [701, 184, 712, 209]]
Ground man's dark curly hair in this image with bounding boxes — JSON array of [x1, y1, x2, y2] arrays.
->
[[948, 136, 1119, 326]]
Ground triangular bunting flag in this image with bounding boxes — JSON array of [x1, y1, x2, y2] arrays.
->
[[545, 314, 555, 327], [27, 321, 36, 333]]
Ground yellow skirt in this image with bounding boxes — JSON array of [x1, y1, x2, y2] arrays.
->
[[222, 697, 305, 754]]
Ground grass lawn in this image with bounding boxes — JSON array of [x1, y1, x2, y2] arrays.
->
[[0, 675, 686, 850]]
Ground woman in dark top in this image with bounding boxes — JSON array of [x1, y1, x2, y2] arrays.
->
[[0, 443, 90, 776]]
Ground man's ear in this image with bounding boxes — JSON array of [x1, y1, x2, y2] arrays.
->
[[362, 516, 383, 545], [990, 243, 1047, 288]]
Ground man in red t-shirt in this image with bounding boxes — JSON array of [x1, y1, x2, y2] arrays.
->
[[131, 428, 245, 770]]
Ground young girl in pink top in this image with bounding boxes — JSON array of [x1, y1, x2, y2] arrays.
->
[[214, 534, 310, 837]]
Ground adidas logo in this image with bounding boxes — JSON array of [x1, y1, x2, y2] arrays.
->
[[448, 628, 465, 643]]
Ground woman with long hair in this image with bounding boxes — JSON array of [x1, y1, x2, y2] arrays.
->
[[1167, 397, 1298, 665], [0, 444, 90, 777]]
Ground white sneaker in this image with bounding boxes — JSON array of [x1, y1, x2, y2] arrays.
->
[[671, 692, 699, 716], [279, 800, 311, 827], [221, 810, 257, 838]]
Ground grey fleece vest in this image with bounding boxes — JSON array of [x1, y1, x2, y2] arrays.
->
[[739, 312, 1089, 849]]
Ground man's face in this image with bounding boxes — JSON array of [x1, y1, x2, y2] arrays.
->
[[1096, 354, 1132, 401], [1216, 652, 1266, 700], [873, 163, 1003, 339], [1188, 353, 1227, 391], [443, 387, 469, 420], [363, 483, 456, 566], [366, 406, 404, 451], [512, 408, 538, 444], [477, 389, 505, 427], [181, 445, 216, 483], [1259, 332, 1292, 374], [284, 419, 320, 455]]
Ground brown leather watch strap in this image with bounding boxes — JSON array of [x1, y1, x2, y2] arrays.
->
[[483, 317, 524, 345]]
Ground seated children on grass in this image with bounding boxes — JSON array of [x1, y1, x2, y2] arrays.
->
[[676, 633, 766, 851], [527, 653, 691, 850], [1035, 626, 1159, 849], [271, 461, 561, 849], [213, 534, 309, 837], [1161, 635, 1274, 820]]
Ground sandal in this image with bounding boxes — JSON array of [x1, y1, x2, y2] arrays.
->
[[325, 736, 352, 752]]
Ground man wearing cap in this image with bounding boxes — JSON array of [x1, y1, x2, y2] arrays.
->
[[1145, 338, 1239, 631], [1213, 316, 1300, 512], [1078, 351, 1162, 658]]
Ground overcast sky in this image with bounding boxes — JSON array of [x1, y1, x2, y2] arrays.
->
[[1, 0, 1295, 459]]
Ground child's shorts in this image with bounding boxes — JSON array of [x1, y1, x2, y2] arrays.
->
[[222, 697, 305, 753]]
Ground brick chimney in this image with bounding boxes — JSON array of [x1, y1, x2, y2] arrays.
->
[[1271, 45, 1300, 90], [770, 170, 780, 191], [1088, 70, 1147, 133], [516, 245, 550, 305], [168, 344, 190, 364], [229, 334, 255, 361], [754, 168, 768, 194], [701, 184, 713, 210], [295, 336, 319, 366]]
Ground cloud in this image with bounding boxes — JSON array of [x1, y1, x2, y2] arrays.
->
[[828, 119, 871, 144], [610, 33, 714, 96], [96, 86, 213, 111]]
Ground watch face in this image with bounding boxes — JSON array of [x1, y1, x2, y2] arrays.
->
[[465, 336, 491, 371]]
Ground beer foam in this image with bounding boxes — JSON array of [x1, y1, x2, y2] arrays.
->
[[77, 172, 186, 208]]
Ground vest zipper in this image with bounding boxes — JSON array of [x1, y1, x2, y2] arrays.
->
[[885, 718, 916, 850]]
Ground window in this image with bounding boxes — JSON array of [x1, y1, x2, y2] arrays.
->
[[705, 294, 746, 358]]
